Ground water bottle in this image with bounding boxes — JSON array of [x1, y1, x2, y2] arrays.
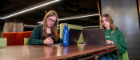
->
[[63, 23, 69, 46]]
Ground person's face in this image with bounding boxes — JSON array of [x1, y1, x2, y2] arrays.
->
[[47, 16, 57, 28], [102, 17, 110, 28]]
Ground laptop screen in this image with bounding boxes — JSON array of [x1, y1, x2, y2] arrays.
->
[[82, 29, 106, 45], [69, 29, 82, 45]]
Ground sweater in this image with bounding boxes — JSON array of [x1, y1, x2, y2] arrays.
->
[[105, 27, 127, 60], [28, 25, 62, 45]]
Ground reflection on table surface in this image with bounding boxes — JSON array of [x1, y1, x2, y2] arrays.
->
[[0, 44, 118, 60]]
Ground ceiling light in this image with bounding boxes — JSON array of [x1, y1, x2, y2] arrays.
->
[[38, 21, 43, 24], [38, 14, 99, 24], [59, 14, 99, 21], [24, 25, 36, 27], [0, 17, 3, 19], [1, 0, 60, 19], [24, 24, 59, 29], [83, 26, 100, 28]]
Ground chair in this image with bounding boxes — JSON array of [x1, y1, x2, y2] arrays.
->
[[16, 32, 21, 45], [123, 38, 129, 60], [2, 31, 32, 46], [3, 32, 17, 46], [16, 31, 32, 45], [123, 51, 129, 60], [60, 23, 84, 44], [58, 34, 60, 37], [0, 38, 7, 47], [24, 38, 30, 45]]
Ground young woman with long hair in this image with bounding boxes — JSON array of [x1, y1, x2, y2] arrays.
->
[[99, 14, 127, 60], [29, 10, 62, 45]]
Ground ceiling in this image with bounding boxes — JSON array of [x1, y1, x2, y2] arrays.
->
[[0, 0, 99, 30]]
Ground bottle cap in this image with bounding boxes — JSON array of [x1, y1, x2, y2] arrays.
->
[[64, 23, 67, 25]]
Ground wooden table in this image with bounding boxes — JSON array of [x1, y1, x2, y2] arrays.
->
[[0, 44, 119, 60]]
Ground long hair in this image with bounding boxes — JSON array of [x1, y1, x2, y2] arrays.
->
[[42, 10, 59, 42], [100, 14, 115, 34]]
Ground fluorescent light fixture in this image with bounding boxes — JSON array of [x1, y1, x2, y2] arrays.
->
[[83, 26, 100, 28], [24, 25, 36, 27], [38, 21, 43, 24], [59, 14, 99, 21], [1, 0, 60, 19], [38, 14, 99, 24], [24, 24, 59, 29], [0, 17, 3, 19]]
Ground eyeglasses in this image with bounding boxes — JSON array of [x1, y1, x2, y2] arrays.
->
[[48, 18, 56, 23]]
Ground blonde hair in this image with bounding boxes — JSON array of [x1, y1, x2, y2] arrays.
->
[[42, 10, 59, 41], [100, 14, 115, 34]]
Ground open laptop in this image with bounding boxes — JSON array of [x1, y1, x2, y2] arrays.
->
[[69, 29, 82, 45], [47, 29, 82, 46], [82, 29, 107, 45]]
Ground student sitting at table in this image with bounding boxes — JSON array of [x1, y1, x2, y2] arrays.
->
[[98, 14, 127, 60], [28, 10, 62, 45]]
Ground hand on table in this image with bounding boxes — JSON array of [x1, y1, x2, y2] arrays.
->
[[106, 40, 114, 45], [44, 36, 54, 44]]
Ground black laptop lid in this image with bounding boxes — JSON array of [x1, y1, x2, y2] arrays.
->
[[82, 29, 106, 45], [69, 29, 82, 45]]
